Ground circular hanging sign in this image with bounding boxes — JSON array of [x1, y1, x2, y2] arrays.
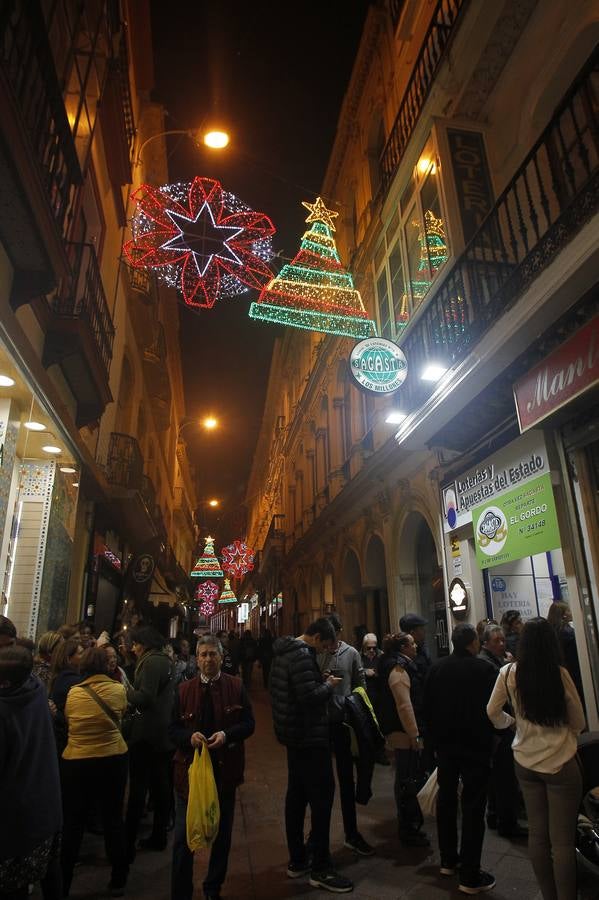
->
[[349, 337, 408, 394], [448, 577, 469, 619]]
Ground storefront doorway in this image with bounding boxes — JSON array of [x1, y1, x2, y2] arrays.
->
[[399, 511, 447, 659]]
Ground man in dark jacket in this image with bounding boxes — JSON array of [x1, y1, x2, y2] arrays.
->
[[478, 624, 527, 840], [270, 617, 353, 895], [169, 634, 254, 900], [125, 625, 175, 860], [423, 622, 497, 894]]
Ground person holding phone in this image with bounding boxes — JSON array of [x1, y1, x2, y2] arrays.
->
[[270, 617, 353, 894]]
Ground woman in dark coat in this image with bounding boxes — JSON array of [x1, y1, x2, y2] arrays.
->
[[124, 626, 174, 861], [0, 645, 62, 899]]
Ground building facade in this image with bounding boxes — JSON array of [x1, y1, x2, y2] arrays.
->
[[0, 0, 197, 639], [244, 0, 599, 724]]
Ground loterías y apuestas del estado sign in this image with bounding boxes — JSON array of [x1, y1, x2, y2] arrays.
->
[[350, 337, 408, 394]]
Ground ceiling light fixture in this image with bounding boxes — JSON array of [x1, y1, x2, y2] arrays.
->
[[421, 363, 448, 382], [41, 445, 62, 454], [24, 421, 46, 431], [0, 375, 15, 387], [72, 482, 79, 488], [60, 466, 77, 474]]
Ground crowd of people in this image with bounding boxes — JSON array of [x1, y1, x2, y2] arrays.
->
[[0, 603, 588, 899]]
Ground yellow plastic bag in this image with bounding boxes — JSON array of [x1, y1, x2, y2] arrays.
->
[[186, 747, 220, 851]]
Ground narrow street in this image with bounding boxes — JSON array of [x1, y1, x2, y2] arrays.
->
[[48, 671, 556, 900]]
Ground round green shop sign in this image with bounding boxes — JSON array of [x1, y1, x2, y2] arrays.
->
[[349, 337, 408, 394]]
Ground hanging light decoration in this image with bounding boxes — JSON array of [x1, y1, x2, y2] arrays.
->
[[218, 578, 238, 604], [190, 536, 224, 578], [221, 540, 255, 579]]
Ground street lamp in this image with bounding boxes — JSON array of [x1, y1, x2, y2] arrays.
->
[[177, 416, 219, 442], [134, 126, 230, 168]]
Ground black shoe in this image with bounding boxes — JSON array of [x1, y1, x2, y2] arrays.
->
[[440, 859, 459, 876], [287, 861, 311, 879], [458, 870, 496, 894], [138, 837, 167, 852], [344, 833, 375, 856], [497, 823, 528, 839], [309, 869, 354, 893]]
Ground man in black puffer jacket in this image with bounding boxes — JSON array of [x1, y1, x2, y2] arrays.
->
[[270, 617, 353, 895]]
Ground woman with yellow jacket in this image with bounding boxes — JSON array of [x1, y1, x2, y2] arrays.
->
[[60, 646, 129, 898]]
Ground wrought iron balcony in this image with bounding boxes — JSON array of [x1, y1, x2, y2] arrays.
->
[[105, 433, 144, 492], [99, 29, 135, 197], [379, 0, 468, 197], [0, 0, 81, 302], [399, 46, 599, 412], [43, 242, 115, 426]]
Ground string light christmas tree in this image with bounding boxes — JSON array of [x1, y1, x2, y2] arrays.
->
[[190, 536, 224, 578], [249, 197, 376, 338], [409, 210, 449, 305], [218, 578, 238, 604]]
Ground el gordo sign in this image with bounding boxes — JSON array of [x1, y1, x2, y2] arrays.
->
[[514, 314, 599, 431]]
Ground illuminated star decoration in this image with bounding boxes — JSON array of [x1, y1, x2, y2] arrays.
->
[[199, 598, 216, 617], [221, 540, 255, 579], [249, 196, 376, 338], [302, 196, 339, 232], [124, 177, 276, 308], [195, 580, 220, 603]]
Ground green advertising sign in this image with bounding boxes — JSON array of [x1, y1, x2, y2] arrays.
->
[[472, 472, 561, 569]]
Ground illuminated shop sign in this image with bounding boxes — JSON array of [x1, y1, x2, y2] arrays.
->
[[441, 431, 549, 532], [349, 337, 408, 394]]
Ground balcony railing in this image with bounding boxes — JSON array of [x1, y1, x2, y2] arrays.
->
[[399, 46, 599, 411], [51, 243, 115, 372], [117, 32, 135, 156], [0, 0, 81, 233], [379, 0, 468, 196], [105, 433, 143, 491]]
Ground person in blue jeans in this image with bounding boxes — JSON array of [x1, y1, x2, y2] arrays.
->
[[169, 635, 254, 900]]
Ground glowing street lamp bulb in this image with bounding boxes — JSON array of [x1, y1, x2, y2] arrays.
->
[[203, 416, 218, 430], [208, 499, 219, 508], [203, 130, 229, 149]]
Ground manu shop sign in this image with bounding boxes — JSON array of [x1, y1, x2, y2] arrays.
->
[[441, 430, 550, 533], [350, 337, 408, 394], [472, 472, 561, 569], [514, 313, 599, 431]]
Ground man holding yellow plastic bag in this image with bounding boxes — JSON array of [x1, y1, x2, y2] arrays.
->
[[169, 635, 255, 900]]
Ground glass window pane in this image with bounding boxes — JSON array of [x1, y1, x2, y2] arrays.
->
[[376, 271, 391, 339], [421, 166, 449, 278], [405, 206, 428, 309], [389, 241, 409, 335]]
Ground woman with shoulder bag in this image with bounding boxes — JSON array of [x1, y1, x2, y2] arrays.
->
[[378, 632, 429, 848], [487, 617, 585, 900], [60, 647, 129, 898]]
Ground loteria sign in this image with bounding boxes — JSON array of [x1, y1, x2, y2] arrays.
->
[[514, 314, 599, 432]]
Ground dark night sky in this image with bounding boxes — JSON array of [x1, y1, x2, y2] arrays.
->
[[149, 1, 370, 529]]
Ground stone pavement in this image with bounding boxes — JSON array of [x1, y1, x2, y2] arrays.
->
[[51, 673, 599, 899]]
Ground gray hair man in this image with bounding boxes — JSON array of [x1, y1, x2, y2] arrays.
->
[[169, 633, 255, 900]]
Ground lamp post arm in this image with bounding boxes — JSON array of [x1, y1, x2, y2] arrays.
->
[[135, 130, 195, 168]]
